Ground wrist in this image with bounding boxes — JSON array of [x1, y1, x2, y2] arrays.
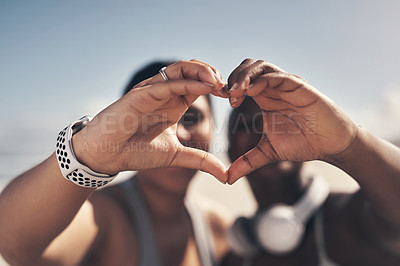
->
[[325, 125, 365, 167], [71, 131, 119, 176], [71, 131, 95, 171]]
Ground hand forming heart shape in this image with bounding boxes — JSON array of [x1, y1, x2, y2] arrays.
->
[[72, 59, 358, 185], [225, 59, 358, 184], [73, 60, 231, 182]]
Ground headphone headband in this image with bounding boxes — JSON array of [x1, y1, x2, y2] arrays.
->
[[293, 175, 330, 223]]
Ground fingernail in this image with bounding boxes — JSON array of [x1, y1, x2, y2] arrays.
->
[[230, 83, 238, 92], [247, 84, 254, 90], [230, 97, 238, 107], [214, 72, 224, 84], [202, 82, 214, 87]]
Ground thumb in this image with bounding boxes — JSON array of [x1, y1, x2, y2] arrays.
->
[[171, 146, 228, 184], [227, 144, 275, 184]]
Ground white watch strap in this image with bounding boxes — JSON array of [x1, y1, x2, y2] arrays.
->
[[56, 116, 117, 188]]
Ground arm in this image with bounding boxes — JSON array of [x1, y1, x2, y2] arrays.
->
[[226, 59, 400, 246], [328, 127, 400, 236], [0, 60, 227, 264], [0, 155, 95, 265]]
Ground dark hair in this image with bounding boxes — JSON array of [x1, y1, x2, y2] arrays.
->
[[228, 96, 258, 139], [122, 60, 213, 111], [123, 60, 176, 95]]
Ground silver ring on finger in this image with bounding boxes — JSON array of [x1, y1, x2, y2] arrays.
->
[[159, 67, 169, 81]]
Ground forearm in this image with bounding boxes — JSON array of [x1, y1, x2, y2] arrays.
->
[[0, 153, 94, 263], [327, 126, 400, 227]]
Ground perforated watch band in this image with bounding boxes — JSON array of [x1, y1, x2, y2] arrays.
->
[[55, 116, 117, 188]]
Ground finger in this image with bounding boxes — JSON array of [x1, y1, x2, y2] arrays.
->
[[252, 94, 293, 111], [228, 58, 255, 98], [229, 95, 245, 108], [243, 74, 273, 97], [229, 60, 286, 98], [212, 85, 230, 98], [144, 60, 225, 90], [210, 89, 230, 98], [227, 143, 276, 184], [190, 59, 225, 85], [135, 79, 217, 102], [229, 60, 265, 98], [227, 58, 255, 89], [246, 72, 290, 95], [167, 60, 225, 89], [247, 72, 318, 108], [124, 80, 216, 117], [172, 146, 228, 183]]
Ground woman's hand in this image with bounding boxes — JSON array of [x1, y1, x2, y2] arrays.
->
[[72, 60, 228, 182], [227, 59, 358, 184]]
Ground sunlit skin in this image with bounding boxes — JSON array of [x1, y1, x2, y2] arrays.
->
[[221, 59, 400, 266], [136, 96, 213, 194], [228, 97, 304, 209], [0, 60, 231, 266], [98, 96, 230, 266], [1, 59, 400, 266], [225, 98, 321, 265]]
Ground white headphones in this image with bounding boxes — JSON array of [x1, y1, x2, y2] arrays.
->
[[227, 175, 330, 256]]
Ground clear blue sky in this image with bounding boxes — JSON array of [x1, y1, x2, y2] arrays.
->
[[1, 0, 400, 181]]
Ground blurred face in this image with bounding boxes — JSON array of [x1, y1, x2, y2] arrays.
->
[[228, 98, 301, 179], [139, 96, 213, 193]]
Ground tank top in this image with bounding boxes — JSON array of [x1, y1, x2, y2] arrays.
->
[[117, 177, 216, 266]]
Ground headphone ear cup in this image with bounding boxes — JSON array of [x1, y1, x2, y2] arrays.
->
[[227, 217, 260, 257], [255, 204, 305, 255]]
